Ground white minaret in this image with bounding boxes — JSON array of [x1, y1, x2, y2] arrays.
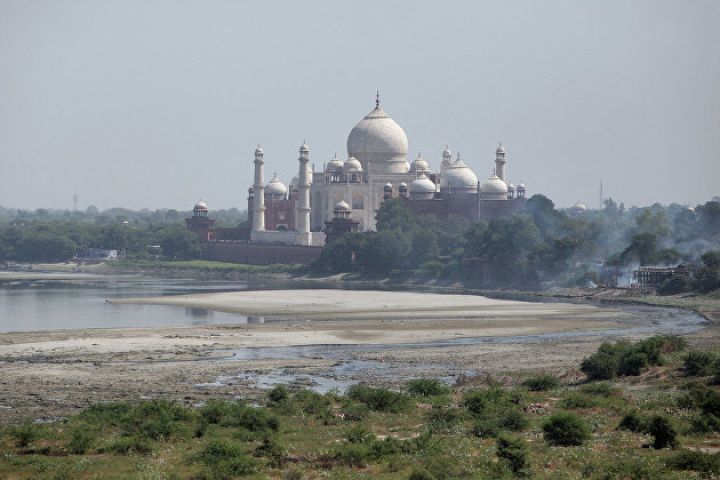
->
[[440, 145, 452, 174], [252, 145, 265, 232], [296, 141, 311, 234], [495, 143, 506, 181]]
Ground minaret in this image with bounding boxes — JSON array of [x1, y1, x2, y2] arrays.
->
[[495, 143, 506, 181], [296, 141, 311, 234], [441, 145, 452, 174], [252, 145, 265, 232]]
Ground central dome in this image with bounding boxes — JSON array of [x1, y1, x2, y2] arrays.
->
[[346, 97, 409, 175]]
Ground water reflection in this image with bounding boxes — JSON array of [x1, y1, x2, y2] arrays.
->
[[0, 275, 251, 332]]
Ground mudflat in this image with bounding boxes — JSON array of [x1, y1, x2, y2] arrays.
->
[[0, 289, 705, 423]]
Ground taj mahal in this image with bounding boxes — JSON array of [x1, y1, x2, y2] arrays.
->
[[188, 94, 528, 250]]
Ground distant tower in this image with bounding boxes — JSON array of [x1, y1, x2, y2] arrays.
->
[[296, 142, 311, 234], [252, 145, 266, 232], [73, 193, 78, 211], [599, 180, 604, 209], [495, 143, 506, 181]]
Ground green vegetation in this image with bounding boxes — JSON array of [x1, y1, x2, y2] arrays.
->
[[521, 373, 560, 391], [1, 337, 719, 478], [580, 335, 686, 380]]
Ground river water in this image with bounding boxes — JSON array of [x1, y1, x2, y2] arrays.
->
[[0, 275, 255, 332]]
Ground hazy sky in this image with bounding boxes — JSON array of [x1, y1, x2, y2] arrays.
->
[[1, 0, 718, 211]]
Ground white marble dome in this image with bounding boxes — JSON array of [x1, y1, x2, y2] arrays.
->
[[335, 200, 351, 211], [410, 174, 437, 193], [194, 200, 208, 210], [441, 158, 478, 192], [265, 174, 288, 197], [343, 157, 363, 172], [326, 156, 344, 172], [347, 101, 409, 174], [569, 201, 588, 214], [410, 154, 430, 174], [481, 175, 508, 194]]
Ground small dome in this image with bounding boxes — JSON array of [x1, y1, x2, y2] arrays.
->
[[570, 201, 588, 213], [517, 182, 526, 191], [507, 183, 516, 192], [496, 143, 506, 154], [441, 157, 478, 190], [384, 182, 393, 191], [410, 154, 430, 174], [299, 142, 310, 153], [194, 200, 208, 210], [399, 182, 408, 191], [326, 155, 344, 172], [481, 175, 508, 195], [409, 174, 437, 193], [442, 145, 452, 157], [254, 145, 264, 155], [343, 157, 363, 172], [265, 174, 288, 196], [335, 200, 351, 211]]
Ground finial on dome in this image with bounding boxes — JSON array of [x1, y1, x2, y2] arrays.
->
[[376, 90, 380, 108]]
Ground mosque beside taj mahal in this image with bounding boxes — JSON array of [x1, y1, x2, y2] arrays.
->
[[187, 94, 529, 260]]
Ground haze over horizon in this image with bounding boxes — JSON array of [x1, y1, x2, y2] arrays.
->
[[1, 0, 719, 212]]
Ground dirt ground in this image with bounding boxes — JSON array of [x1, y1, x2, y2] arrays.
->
[[0, 288, 715, 424]]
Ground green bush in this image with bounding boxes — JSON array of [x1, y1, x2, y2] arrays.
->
[[617, 411, 648, 433], [408, 468, 435, 480], [346, 384, 412, 413], [406, 378, 450, 397], [666, 449, 720, 475], [496, 434, 530, 476], [66, 425, 94, 454], [254, 435, 287, 468], [677, 383, 720, 416], [559, 393, 597, 409], [648, 415, 679, 449], [345, 425, 375, 444], [688, 413, 720, 434], [100, 436, 152, 455], [684, 351, 716, 376], [8, 422, 37, 447], [199, 440, 257, 476], [426, 407, 465, 433], [542, 412, 591, 446], [581, 351, 619, 380], [267, 385, 290, 404], [462, 388, 508, 415], [579, 382, 619, 397], [618, 351, 649, 376], [225, 404, 280, 435], [522, 374, 560, 391]]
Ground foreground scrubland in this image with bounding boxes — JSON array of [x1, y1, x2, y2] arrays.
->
[[2, 336, 720, 479]]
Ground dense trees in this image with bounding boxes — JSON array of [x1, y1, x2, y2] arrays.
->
[[313, 196, 720, 291]]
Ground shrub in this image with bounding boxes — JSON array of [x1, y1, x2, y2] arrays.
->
[[101, 436, 152, 455], [648, 415, 679, 449], [522, 374, 560, 391], [224, 404, 280, 435], [579, 382, 619, 397], [426, 407, 465, 433], [618, 351, 649, 376], [462, 388, 508, 415], [677, 383, 720, 416], [581, 351, 619, 380], [345, 425, 375, 444], [125, 399, 189, 440], [684, 351, 716, 376], [408, 468, 435, 480], [346, 384, 411, 413], [267, 385, 290, 404], [406, 378, 450, 397], [688, 413, 720, 434], [559, 393, 597, 409], [294, 389, 332, 415], [617, 411, 648, 433], [498, 410, 529, 432], [666, 449, 720, 475], [8, 423, 37, 447], [496, 434, 529, 476], [658, 276, 690, 295], [199, 440, 257, 476], [542, 412, 591, 446], [254, 435, 287, 468], [66, 426, 94, 454]]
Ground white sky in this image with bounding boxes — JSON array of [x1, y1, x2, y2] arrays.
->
[[1, 0, 718, 210]]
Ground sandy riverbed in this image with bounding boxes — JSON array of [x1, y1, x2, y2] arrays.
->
[[0, 288, 708, 423]]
